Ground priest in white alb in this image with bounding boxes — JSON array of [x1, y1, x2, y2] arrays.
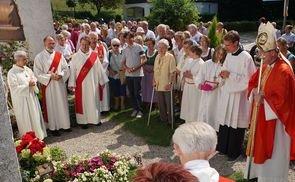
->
[[34, 36, 71, 136], [216, 31, 256, 161], [68, 36, 109, 129], [89, 32, 110, 112], [8, 51, 47, 139]]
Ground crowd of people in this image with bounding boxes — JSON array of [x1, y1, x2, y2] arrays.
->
[[6, 18, 295, 182]]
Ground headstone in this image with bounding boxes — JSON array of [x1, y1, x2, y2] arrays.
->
[[15, 0, 55, 60], [0, 69, 22, 182]]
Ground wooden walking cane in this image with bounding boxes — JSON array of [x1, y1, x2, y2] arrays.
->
[[246, 57, 264, 182]]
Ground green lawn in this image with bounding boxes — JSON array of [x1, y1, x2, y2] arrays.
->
[[107, 108, 182, 146]]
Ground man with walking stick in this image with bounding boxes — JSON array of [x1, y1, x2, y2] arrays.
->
[[245, 22, 295, 182]]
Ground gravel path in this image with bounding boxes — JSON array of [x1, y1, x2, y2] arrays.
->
[[45, 118, 295, 181]]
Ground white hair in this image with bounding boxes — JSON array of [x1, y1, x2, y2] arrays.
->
[[157, 24, 167, 31], [14, 50, 27, 60], [158, 39, 170, 49], [172, 122, 217, 154], [111, 38, 120, 45], [188, 24, 198, 32], [88, 31, 98, 38], [61, 24, 68, 30]]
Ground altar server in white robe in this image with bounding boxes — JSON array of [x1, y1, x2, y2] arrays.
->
[[180, 45, 204, 122], [8, 51, 47, 139], [68, 36, 109, 128], [196, 46, 227, 131], [89, 32, 110, 112], [216, 31, 256, 161], [34, 36, 71, 136]]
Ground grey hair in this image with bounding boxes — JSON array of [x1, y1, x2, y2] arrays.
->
[[157, 24, 167, 31], [188, 24, 198, 31], [172, 122, 217, 154], [88, 31, 98, 38], [158, 39, 170, 49], [14, 50, 27, 60], [111, 38, 120, 45]]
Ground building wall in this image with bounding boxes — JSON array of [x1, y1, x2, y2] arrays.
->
[[15, 0, 55, 61], [195, 2, 218, 15], [124, 3, 153, 21]]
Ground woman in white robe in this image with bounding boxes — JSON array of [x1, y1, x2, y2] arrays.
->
[[180, 45, 204, 122], [196, 46, 227, 131], [7, 51, 47, 139]]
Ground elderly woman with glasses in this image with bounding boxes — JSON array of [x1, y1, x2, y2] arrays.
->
[[108, 38, 126, 110], [7, 51, 47, 139]]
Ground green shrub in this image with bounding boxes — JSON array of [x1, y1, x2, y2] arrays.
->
[[50, 146, 67, 162], [207, 16, 221, 48]]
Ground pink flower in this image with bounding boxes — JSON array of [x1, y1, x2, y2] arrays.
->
[[71, 172, 77, 177]]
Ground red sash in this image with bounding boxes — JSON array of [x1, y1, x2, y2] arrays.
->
[[219, 176, 235, 182], [97, 44, 105, 101], [75, 52, 98, 114], [41, 51, 62, 123]]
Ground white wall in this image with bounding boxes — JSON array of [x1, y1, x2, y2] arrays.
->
[[15, 0, 55, 61], [124, 3, 152, 20]]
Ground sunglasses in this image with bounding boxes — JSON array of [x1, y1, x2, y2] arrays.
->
[[112, 44, 120, 47]]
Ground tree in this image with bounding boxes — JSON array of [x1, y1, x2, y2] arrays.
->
[[207, 16, 221, 48], [66, 0, 78, 18], [147, 0, 200, 31], [78, 0, 123, 16]]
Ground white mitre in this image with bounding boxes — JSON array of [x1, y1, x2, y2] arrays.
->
[[256, 22, 277, 52]]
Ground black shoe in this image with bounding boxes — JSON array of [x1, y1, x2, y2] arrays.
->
[[81, 124, 89, 129], [63, 128, 72, 132], [51, 130, 61, 136], [96, 122, 102, 126]]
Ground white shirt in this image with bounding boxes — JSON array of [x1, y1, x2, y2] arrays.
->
[[184, 160, 219, 182], [145, 30, 156, 39]]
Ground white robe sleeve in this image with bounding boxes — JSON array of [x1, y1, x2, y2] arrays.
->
[[193, 61, 204, 87], [58, 56, 70, 82], [225, 56, 256, 93], [264, 100, 278, 121], [97, 59, 109, 86], [68, 58, 76, 88], [33, 56, 51, 86], [7, 71, 30, 97]]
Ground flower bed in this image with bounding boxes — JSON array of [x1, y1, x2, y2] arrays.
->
[[15, 132, 137, 182]]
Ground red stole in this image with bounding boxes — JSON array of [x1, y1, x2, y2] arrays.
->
[[75, 52, 98, 114], [97, 44, 104, 101], [247, 58, 295, 164], [219, 176, 235, 182], [41, 51, 62, 123]]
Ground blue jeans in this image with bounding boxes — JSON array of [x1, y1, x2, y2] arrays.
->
[[126, 77, 143, 112]]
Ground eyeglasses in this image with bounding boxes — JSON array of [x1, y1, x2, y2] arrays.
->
[[112, 45, 120, 47]]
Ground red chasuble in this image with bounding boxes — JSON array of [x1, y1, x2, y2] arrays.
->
[[247, 58, 295, 164], [42, 51, 62, 123], [97, 44, 105, 101], [75, 52, 98, 114]]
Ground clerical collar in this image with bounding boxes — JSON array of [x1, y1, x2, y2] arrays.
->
[[45, 49, 54, 54], [231, 47, 243, 56]]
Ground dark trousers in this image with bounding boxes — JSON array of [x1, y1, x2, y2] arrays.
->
[[126, 77, 143, 112], [217, 125, 245, 159], [156, 91, 173, 123]]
